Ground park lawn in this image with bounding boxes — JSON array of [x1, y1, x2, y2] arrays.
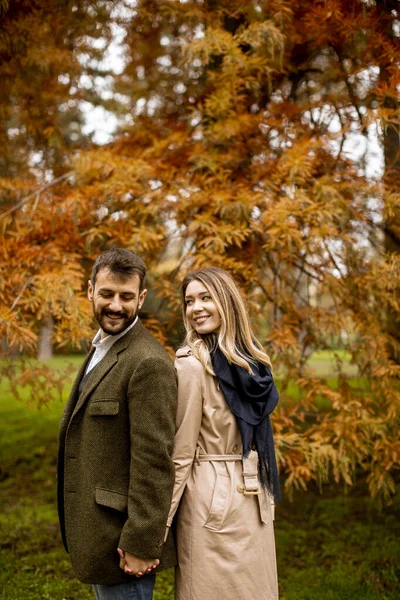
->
[[307, 349, 359, 378], [1, 356, 399, 600]]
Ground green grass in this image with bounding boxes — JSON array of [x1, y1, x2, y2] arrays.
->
[[276, 489, 400, 599], [1, 355, 399, 599], [307, 349, 359, 378]]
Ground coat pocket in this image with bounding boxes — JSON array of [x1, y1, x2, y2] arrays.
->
[[204, 470, 230, 531], [95, 487, 128, 512], [89, 400, 119, 416]]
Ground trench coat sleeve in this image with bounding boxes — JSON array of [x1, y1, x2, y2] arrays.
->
[[166, 354, 204, 528], [118, 356, 177, 559]]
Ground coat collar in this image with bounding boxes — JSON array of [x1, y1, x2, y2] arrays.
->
[[70, 320, 145, 419]]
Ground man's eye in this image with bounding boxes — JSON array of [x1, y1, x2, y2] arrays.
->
[[121, 296, 134, 301]]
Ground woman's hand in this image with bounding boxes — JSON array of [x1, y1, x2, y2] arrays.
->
[[117, 548, 159, 577]]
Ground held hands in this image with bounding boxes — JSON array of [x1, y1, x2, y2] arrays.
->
[[117, 548, 159, 577]]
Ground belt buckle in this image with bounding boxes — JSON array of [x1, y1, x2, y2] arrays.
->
[[237, 483, 261, 496]]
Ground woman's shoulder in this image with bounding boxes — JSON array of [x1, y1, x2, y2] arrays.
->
[[175, 345, 192, 358], [175, 346, 203, 372]]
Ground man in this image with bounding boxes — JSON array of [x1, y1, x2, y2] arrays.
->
[[57, 248, 177, 600]]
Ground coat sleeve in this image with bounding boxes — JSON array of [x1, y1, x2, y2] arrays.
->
[[118, 355, 177, 559], [166, 354, 204, 528]]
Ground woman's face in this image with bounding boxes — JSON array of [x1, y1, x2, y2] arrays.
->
[[185, 279, 222, 334]]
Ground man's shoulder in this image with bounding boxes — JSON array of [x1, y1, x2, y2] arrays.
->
[[126, 321, 172, 363]]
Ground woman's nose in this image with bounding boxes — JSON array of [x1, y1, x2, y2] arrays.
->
[[193, 298, 203, 312]]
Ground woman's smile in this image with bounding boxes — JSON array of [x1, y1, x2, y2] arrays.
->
[[194, 314, 209, 324]]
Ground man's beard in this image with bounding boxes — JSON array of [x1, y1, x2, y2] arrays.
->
[[93, 305, 138, 336]]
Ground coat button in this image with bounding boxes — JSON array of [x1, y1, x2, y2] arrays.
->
[[233, 444, 239, 452]]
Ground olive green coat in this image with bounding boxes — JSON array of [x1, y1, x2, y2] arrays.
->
[[57, 320, 177, 585]]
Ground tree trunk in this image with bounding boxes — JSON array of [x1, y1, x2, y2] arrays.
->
[[380, 3, 400, 363], [37, 314, 54, 360]]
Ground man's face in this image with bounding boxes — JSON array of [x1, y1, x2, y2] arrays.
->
[[88, 268, 147, 338]]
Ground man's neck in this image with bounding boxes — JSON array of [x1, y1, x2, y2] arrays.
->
[[98, 317, 138, 341]]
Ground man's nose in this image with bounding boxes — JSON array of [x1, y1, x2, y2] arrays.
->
[[109, 296, 122, 311]]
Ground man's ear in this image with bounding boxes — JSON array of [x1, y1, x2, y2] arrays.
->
[[138, 288, 147, 309], [88, 280, 94, 301]]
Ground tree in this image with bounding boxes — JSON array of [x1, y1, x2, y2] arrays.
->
[[0, 0, 114, 357], [376, 0, 400, 362], [1, 0, 399, 500]]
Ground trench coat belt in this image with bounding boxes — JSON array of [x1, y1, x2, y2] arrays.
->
[[196, 451, 260, 494], [195, 450, 272, 522], [197, 453, 243, 462], [241, 452, 261, 494]]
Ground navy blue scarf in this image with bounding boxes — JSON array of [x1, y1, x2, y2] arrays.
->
[[211, 348, 280, 501]]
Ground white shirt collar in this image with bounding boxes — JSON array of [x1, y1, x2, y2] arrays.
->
[[91, 316, 138, 349]]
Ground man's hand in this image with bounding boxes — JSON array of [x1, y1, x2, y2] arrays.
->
[[117, 548, 159, 577]]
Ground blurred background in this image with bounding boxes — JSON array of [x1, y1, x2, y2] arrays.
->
[[0, 1, 399, 598]]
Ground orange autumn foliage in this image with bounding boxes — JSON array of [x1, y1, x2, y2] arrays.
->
[[1, 0, 399, 501]]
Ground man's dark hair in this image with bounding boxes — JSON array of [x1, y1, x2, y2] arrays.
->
[[91, 248, 147, 291]]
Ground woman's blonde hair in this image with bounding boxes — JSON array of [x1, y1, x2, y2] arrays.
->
[[181, 267, 272, 374]]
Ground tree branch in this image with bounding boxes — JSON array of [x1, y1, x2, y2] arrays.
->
[[10, 277, 37, 311], [0, 171, 74, 221]]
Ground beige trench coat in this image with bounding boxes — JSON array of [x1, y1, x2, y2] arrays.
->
[[167, 347, 278, 600]]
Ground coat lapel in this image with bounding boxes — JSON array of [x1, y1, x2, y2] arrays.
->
[[71, 320, 145, 418], [59, 349, 94, 441], [72, 349, 118, 417]]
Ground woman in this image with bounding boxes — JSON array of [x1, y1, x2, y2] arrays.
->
[[167, 267, 279, 600]]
